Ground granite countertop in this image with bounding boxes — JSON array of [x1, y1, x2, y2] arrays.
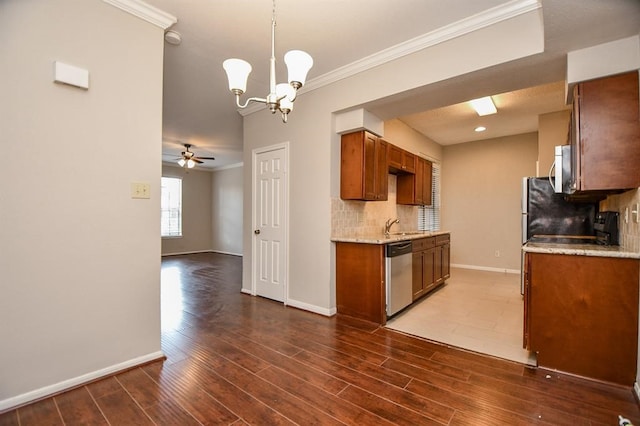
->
[[523, 242, 640, 259], [331, 230, 450, 245]]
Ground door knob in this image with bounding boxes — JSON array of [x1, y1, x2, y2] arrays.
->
[[254, 229, 260, 235]]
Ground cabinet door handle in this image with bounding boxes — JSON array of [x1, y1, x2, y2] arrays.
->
[[254, 229, 261, 235]]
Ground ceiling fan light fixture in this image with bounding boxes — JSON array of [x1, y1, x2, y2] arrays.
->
[[469, 96, 497, 116], [222, 0, 312, 123], [176, 143, 215, 168]]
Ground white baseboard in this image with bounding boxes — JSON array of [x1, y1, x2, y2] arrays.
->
[[451, 263, 521, 275], [0, 351, 165, 413], [240, 291, 336, 317], [210, 249, 242, 257], [161, 249, 213, 257], [286, 298, 336, 317], [162, 250, 242, 257], [634, 381, 640, 401]]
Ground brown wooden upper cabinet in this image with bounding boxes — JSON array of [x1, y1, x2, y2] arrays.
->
[[568, 71, 640, 192], [387, 143, 416, 174], [341, 131, 388, 201], [397, 157, 433, 206]]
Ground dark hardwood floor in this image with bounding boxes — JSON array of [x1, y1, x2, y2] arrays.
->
[[2, 252, 639, 425]]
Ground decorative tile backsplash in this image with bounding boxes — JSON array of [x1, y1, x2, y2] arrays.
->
[[600, 188, 640, 252], [332, 175, 418, 237]]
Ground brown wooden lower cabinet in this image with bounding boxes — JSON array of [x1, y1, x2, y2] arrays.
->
[[523, 252, 639, 385], [412, 234, 450, 301], [335, 242, 386, 324]]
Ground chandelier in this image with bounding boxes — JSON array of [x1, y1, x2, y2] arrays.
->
[[222, 0, 313, 123]]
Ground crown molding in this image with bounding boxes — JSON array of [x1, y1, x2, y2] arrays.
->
[[102, 0, 177, 30], [238, 0, 541, 117], [304, 0, 541, 92]]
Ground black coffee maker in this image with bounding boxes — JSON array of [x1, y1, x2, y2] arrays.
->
[[594, 211, 619, 246]]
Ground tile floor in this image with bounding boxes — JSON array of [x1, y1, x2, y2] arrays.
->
[[386, 267, 537, 365]]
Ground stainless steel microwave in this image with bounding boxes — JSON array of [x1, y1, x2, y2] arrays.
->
[[551, 145, 575, 194]]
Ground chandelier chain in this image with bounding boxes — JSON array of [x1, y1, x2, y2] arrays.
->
[[272, 0, 276, 26]]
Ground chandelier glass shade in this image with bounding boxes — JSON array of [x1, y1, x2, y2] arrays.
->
[[222, 0, 313, 123]]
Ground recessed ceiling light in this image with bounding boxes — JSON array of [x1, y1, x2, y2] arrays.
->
[[475, 126, 486, 132], [469, 96, 497, 116]]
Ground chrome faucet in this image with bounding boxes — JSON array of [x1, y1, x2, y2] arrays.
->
[[384, 218, 400, 236]]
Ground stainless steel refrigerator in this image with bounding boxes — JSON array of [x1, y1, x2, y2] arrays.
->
[[520, 177, 598, 292]]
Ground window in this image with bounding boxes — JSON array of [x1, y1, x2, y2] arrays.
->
[[418, 163, 440, 231], [161, 177, 182, 237]]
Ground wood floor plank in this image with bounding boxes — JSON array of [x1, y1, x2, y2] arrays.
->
[[94, 388, 154, 425], [86, 376, 122, 399], [142, 360, 239, 424], [144, 400, 203, 426], [293, 350, 455, 424], [253, 322, 391, 366], [166, 358, 296, 425], [16, 399, 62, 426], [178, 329, 271, 374], [54, 386, 108, 425], [193, 354, 345, 425], [116, 367, 173, 409], [405, 377, 540, 425], [215, 331, 349, 395], [256, 365, 395, 425], [337, 385, 443, 425], [469, 372, 635, 424], [294, 347, 411, 390], [0, 411, 19, 426]]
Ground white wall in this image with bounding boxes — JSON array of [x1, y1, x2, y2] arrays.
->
[[162, 165, 213, 255], [442, 133, 538, 272], [383, 119, 443, 162], [537, 110, 570, 177], [242, 12, 544, 313], [0, 0, 168, 409], [211, 165, 243, 256]]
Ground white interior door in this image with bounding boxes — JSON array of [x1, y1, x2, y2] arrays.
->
[[252, 143, 288, 302]]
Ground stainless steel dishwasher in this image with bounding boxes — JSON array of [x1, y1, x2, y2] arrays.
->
[[385, 240, 413, 317]]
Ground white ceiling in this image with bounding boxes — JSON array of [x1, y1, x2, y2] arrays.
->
[[146, 0, 640, 168]]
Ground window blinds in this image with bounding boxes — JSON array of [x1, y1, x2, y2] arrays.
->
[[418, 163, 440, 231], [161, 177, 182, 237]]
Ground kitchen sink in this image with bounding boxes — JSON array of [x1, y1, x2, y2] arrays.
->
[[387, 231, 426, 237]]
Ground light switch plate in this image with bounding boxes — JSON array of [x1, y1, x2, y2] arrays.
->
[[131, 182, 150, 199]]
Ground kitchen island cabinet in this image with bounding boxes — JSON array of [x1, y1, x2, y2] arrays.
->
[[334, 232, 450, 324], [523, 251, 639, 385], [340, 131, 388, 201], [335, 242, 386, 324]]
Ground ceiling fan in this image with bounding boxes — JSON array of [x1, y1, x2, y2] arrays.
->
[[176, 143, 215, 168]]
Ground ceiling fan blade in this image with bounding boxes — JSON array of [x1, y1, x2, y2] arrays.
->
[[193, 158, 203, 164], [194, 156, 216, 161]]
